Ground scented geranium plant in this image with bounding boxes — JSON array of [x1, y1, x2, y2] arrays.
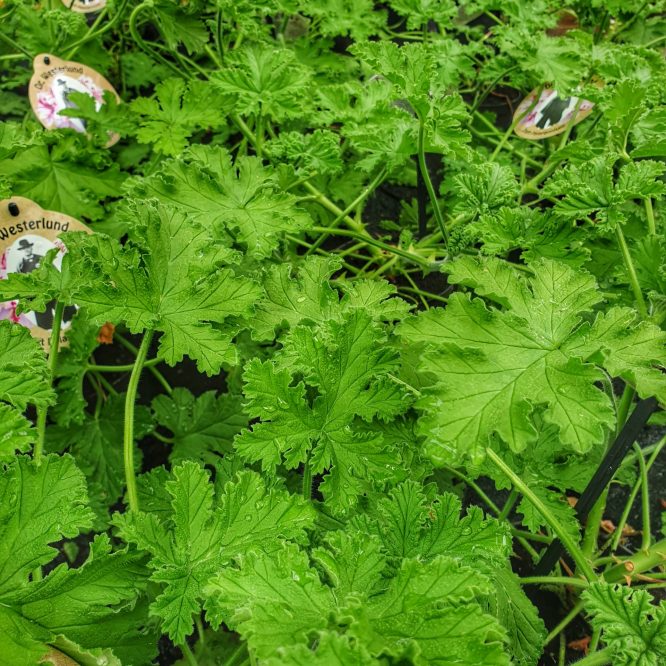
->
[[0, 1, 665, 665]]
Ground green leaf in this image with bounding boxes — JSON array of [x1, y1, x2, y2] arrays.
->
[[545, 154, 666, 228], [252, 256, 410, 341], [0, 454, 94, 595], [369, 481, 511, 565], [352, 557, 509, 666], [263, 632, 376, 666], [0, 404, 34, 462], [312, 530, 386, 599], [584, 583, 666, 666], [128, 146, 312, 259], [152, 388, 247, 464], [0, 137, 126, 221], [516, 484, 580, 545], [399, 257, 624, 461], [236, 311, 407, 510], [0, 319, 54, 410], [66, 201, 261, 374], [267, 130, 344, 176], [115, 462, 314, 644], [567, 307, 666, 403], [131, 79, 225, 156], [48, 394, 152, 529], [205, 544, 336, 659], [0, 535, 157, 666], [213, 46, 311, 120], [498, 29, 587, 91], [453, 162, 519, 216]]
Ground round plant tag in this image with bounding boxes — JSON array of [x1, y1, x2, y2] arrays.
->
[[513, 88, 594, 139], [0, 197, 91, 350], [29, 53, 120, 146], [61, 0, 106, 13]]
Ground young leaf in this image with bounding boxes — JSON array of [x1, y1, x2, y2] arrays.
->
[[236, 311, 408, 510], [369, 481, 511, 565], [351, 557, 508, 666], [0, 404, 34, 462], [66, 201, 262, 374], [213, 46, 311, 121], [131, 79, 225, 156], [252, 256, 410, 341], [115, 462, 315, 644]]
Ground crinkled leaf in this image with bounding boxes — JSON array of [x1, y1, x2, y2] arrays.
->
[[115, 462, 314, 644], [399, 257, 626, 461], [152, 388, 247, 464], [0, 454, 93, 595], [128, 146, 312, 258], [584, 583, 666, 666], [66, 202, 261, 374]]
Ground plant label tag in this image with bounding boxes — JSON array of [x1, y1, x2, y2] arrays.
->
[[513, 88, 594, 139], [29, 53, 120, 146], [61, 0, 106, 13], [0, 197, 91, 351]]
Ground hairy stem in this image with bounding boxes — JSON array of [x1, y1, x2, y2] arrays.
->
[[417, 118, 449, 248], [615, 224, 648, 318], [487, 449, 597, 581], [644, 197, 657, 236], [34, 302, 65, 463], [634, 443, 652, 553], [306, 168, 387, 255], [124, 330, 154, 513], [609, 437, 666, 553], [302, 456, 313, 501], [572, 648, 613, 666], [545, 600, 585, 645]]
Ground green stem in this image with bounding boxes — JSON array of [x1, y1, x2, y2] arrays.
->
[[128, 3, 182, 78], [85, 357, 162, 373], [520, 576, 588, 589], [522, 98, 584, 193], [306, 168, 387, 256], [605, 537, 666, 583], [616, 384, 636, 433], [486, 449, 597, 581], [310, 226, 432, 266], [0, 30, 32, 57], [115, 333, 174, 396], [302, 456, 313, 500], [615, 224, 648, 318], [34, 302, 65, 462], [180, 642, 199, 666], [634, 443, 652, 553], [581, 491, 607, 559], [571, 648, 612, 666], [609, 437, 666, 553], [417, 118, 449, 248], [304, 183, 369, 235], [124, 330, 153, 513], [254, 112, 263, 159], [644, 197, 657, 236], [545, 600, 585, 645], [490, 86, 543, 161], [498, 488, 519, 521]]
